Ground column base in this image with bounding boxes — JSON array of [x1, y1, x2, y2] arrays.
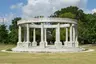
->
[[45, 41, 48, 47], [55, 41, 62, 49], [67, 41, 77, 47], [75, 41, 79, 47], [40, 41, 45, 48], [32, 41, 37, 47], [67, 41, 72, 47], [64, 41, 68, 47], [23, 42, 31, 48], [17, 42, 23, 48]]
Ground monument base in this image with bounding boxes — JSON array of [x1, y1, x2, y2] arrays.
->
[[12, 45, 84, 52]]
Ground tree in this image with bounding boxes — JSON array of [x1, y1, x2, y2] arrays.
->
[[0, 24, 8, 44], [80, 14, 96, 44], [93, 12, 96, 16], [53, 6, 85, 21], [8, 17, 21, 44], [59, 12, 75, 19]]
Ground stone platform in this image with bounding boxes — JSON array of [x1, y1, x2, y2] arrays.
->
[[12, 45, 84, 53]]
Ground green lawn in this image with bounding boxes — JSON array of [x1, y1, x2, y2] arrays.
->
[[0, 44, 96, 64]]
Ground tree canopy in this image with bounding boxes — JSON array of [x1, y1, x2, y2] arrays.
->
[[0, 24, 8, 44], [8, 17, 21, 44]]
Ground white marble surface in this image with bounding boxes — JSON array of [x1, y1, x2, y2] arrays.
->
[[12, 45, 84, 52], [17, 18, 77, 25]]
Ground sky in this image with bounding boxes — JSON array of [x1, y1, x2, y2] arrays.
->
[[0, 0, 96, 25]]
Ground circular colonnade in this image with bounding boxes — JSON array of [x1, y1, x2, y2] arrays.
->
[[12, 18, 83, 52]]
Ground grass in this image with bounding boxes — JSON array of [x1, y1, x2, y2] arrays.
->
[[0, 44, 96, 64], [6, 48, 12, 51]]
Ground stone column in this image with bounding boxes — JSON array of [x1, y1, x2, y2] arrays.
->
[[17, 25, 22, 47], [18, 25, 22, 43], [25, 24, 31, 48], [73, 26, 75, 41], [27, 24, 29, 42], [32, 28, 37, 46], [55, 23, 62, 48], [68, 24, 73, 47], [72, 24, 76, 47], [44, 28, 47, 47], [75, 25, 79, 47], [24, 27, 27, 42], [40, 23, 45, 48], [64, 27, 68, 47]]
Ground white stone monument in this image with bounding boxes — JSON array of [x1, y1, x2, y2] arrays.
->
[[12, 18, 84, 52]]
